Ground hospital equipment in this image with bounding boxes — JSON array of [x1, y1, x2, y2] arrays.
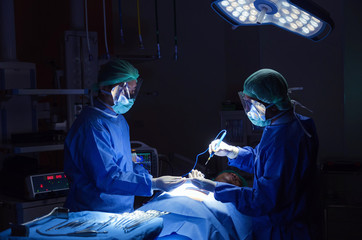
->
[[181, 129, 227, 177], [23, 207, 69, 227], [173, 0, 178, 60], [118, 0, 125, 44], [36, 229, 108, 237], [103, 0, 110, 58], [154, 0, 161, 58], [211, 0, 334, 41], [136, 0, 144, 49], [25, 172, 69, 200], [1, 209, 166, 239], [206, 130, 227, 165], [7, 207, 69, 237], [131, 141, 159, 177]]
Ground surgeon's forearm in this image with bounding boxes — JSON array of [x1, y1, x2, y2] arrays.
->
[[229, 146, 255, 173]]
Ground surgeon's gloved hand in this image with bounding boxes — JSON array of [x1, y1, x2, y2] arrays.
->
[[188, 169, 205, 179], [191, 178, 216, 192], [132, 153, 142, 163], [152, 176, 185, 192], [209, 140, 239, 159]]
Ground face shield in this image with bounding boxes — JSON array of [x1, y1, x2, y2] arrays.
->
[[238, 91, 267, 120], [110, 78, 143, 105]]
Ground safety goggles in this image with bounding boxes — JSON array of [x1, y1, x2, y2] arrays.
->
[[238, 91, 267, 114], [111, 78, 143, 105]]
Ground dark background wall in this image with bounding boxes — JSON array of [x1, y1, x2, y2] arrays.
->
[[2, 0, 362, 238], [10, 0, 361, 169]]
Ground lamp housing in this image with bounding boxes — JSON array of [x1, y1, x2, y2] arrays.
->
[[211, 0, 334, 41]]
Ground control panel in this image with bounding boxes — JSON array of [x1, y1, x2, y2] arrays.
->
[[25, 172, 69, 200]]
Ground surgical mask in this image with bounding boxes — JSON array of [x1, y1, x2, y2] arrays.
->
[[239, 92, 285, 127], [110, 82, 132, 105], [100, 82, 139, 114], [246, 101, 272, 127], [113, 99, 135, 114]]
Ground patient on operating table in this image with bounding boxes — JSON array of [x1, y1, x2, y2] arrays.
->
[[137, 167, 252, 240]]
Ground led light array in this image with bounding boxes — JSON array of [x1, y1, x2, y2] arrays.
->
[[217, 0, 323, 37]]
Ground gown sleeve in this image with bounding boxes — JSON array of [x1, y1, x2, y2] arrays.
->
[[228, 145, 257, 173], [79, 119, 153, 197], [215, 142, 290, 217]]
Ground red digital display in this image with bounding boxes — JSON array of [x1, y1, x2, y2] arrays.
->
[[32, 172, 69, 195]]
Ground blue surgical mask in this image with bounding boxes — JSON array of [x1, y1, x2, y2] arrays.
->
[[100, 85, 135, 114], [112, 99, 134, 114], [246, 103, 270, 127]]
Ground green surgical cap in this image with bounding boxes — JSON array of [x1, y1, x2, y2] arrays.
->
[[243, 69, 292, 110], [93, 59, 139, 90]]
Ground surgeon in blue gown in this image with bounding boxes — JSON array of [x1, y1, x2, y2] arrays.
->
[[191, 69, 320, 240], [64, 59, 184, 214]]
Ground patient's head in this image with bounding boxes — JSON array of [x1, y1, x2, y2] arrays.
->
[[214, 166, 248, 187]]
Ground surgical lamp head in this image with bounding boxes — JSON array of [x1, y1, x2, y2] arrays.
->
[[211, 0, 334, 41], [243, 68, 292, 110]]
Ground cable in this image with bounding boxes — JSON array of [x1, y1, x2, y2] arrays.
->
[[154, 0, 161, 58], [173, 0, 178, 60], [182, 129, 227, 177], [118, 0, 125, 44], [136, 0, 144, 49], [102, 0, 110, 59], [206, 130, 227, 165], [84, 0, 93, 61]]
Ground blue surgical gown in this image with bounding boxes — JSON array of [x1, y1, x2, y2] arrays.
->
[[214, 113, 319, 240], [63, 99, 153, 213]]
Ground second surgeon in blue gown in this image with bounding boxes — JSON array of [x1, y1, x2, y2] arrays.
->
[[64, 59, 184, 213], [192, 69, 320, 240]]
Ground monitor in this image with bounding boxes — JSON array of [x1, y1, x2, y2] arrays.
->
[[220, 110, 247, 146], [220, 110, 263, 147], [131, 141, 159, 177]]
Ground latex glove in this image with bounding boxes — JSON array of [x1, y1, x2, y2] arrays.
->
[[188, 169, 205, 179], [191, 178, 216, 192], [152, 176, 185, 192], [132, 153, 142, 163], [208, 140, 239, 159]]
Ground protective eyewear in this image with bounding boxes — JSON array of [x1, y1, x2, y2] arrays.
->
[[111, 79, 143, 105], [238, 91, 266, 114]]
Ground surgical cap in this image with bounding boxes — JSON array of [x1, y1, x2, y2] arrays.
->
[[243, 69, 292, 110], [93, 59, 139, 90], [216, 166, 248, 187]]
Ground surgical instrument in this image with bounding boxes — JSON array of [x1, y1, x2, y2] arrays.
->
[[123, 211, 169, 233], [205, 130, 227, 165], [54, 220, 83, 230], [96, 215, 118, 231], [45, 220, 68, 231], [23, 207, 69, 227], [10, 207, 69, 237], [36, 229, 107, 237]]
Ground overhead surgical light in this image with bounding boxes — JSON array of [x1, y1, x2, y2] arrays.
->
[[211, 0, 334, 41]]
